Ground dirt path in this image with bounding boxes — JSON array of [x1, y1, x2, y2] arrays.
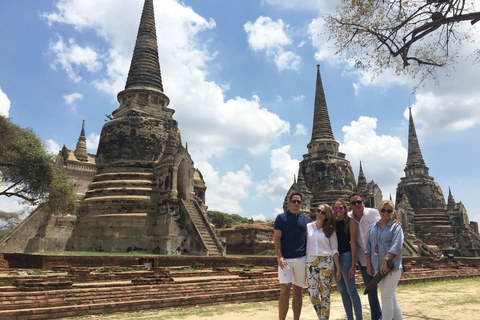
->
[[84, 278, 480, 319]]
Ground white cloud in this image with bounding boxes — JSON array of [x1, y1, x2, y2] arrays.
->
[[293, 94, 305, 102], [48, 37, 102, 83], [0, 197, 25, 213], [294, 123, 307, 136], [256, 146, 300, 203], [196, 161, 253, 214], [244, 16, 301, 71], [46, 139, 61, 155], [0, 86, 10, 117], [244, 16, 291, 51], [340, 116, 407, 200], [251, 214, 267, 222], [86, 132, 100, 153], [63, 92, 83, 112]]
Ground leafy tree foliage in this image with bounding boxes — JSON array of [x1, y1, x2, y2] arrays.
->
[[0, 116, 76, 213], [325, 0, 480, 83], [209, 210, 250, 226]]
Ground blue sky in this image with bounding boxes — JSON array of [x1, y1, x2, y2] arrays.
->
[[1, 0, 479, 224]]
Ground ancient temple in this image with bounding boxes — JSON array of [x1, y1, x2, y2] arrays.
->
[[0, 0, 224, 256], [283, 65, 359, 214], [395, 108, 480, 256]]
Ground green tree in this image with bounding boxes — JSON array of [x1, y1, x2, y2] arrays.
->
[[0, 116, 76, 213], [209, 210, 249, 226], [325, 0, 480, 84]]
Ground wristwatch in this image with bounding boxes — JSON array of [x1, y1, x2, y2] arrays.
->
[[383, 256, 390, 261]]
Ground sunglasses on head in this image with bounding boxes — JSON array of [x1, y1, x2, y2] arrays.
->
[[291, 200, 302, 204], [316, 209, 326, 215], [381, 209, 393, 213], [333, 207, 344, 211], [350, 200, 363, 205]]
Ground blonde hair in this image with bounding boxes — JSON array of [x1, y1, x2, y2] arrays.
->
[[377, 200, 395, 215]]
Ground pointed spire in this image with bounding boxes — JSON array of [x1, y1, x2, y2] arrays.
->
[[404, 108, 429, 177], [125, 0, 164, 92], [294, 174, 297, 184], [357, 161, 367, 191], [311, 64, 335, 141], [448, 186, 455, 206], [74, 120, 88, 162], [307, 64, 339, 154], [406, 108, 426, 168]]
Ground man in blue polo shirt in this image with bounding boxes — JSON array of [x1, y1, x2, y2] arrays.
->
[[274, 192, 310, 320]]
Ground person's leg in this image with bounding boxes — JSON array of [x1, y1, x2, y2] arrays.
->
[[278, 283, 291, 320], [306, 260, 322, 319], [291, 257, 307, 320], [359, 265, 382, 320], [292, 284, 303, 320], [318, 256, 334, 320], [336, 253, 354, 320], [278, 261, 294, 320], [378, 269, 403, 320], [339, 253, 363, 320]]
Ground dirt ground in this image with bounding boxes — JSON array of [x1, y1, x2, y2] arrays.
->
[[93, 278, 480, 320]]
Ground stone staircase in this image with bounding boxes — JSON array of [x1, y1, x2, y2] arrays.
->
[[181, 199, 224, 257], [413, 208, 457, 250]]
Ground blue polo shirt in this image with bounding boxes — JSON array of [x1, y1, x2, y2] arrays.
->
[[274, 210, 309, 259]]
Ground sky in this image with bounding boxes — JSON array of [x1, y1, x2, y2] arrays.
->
[[0, 0, 479, 224]]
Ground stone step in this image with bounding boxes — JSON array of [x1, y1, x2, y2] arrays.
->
[[84, 195, 153, 202], [86, 187, 157, 197], [93, 172, 154, 182], [90, 180, 155, 188]]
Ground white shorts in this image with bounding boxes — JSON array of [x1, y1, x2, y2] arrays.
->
[[278, 256, 307, 288]]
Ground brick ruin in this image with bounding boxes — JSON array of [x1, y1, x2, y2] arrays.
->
[[0, 254, 479, 319]]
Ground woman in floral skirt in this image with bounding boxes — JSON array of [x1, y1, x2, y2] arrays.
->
[[306, 203, 341, 320]]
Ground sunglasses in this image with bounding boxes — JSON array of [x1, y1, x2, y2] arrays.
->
[[381, 209, 393, 213], [350, 200, 363, 205], [291, 200, 302, 204], [333, 207, 344, 211], [316, 209, 326, 215]]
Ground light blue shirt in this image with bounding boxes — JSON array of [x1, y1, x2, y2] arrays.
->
[[365, 218, 403, 272]]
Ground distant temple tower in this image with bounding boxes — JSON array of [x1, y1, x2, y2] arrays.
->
[[284, 65, 357, 213], [395, 108, 480, 256], [355, 161, 382, 208]]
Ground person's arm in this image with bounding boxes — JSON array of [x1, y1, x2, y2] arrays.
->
[[381, 224, 404, 275], [348, 219, 358, 279], [366, 253, 374, 276], [334, 252, 341, 281], [365, 227, 375, 276], [274, 229, 284, 269]]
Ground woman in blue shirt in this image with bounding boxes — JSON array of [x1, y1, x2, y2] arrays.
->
[[365, 200, 404, 320]]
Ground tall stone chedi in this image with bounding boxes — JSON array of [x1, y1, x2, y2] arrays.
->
[[284, 65, 357, 214], [395, 108, 480, 256], [65, 0, 223, 256]]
